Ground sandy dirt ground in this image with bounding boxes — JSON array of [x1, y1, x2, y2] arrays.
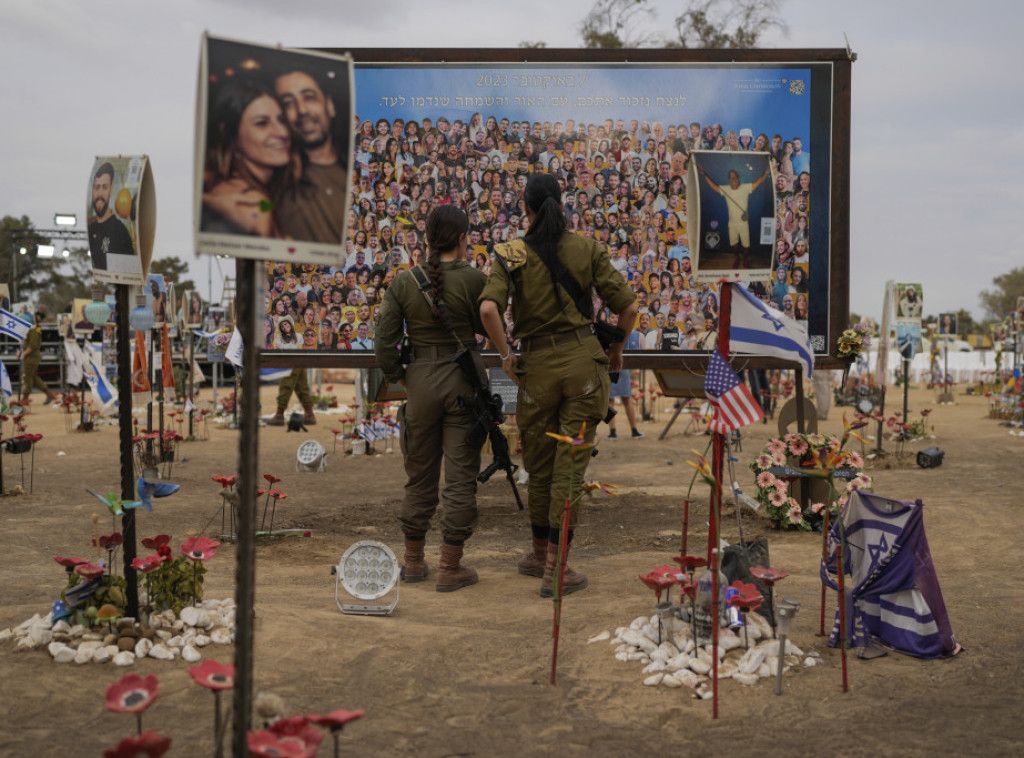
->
[[0, 380, 1021, 757]]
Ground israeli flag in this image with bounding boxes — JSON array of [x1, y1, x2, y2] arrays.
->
[[81, 341, 118, 409], [0, 309, 32, 341], [260, 367, 292, 383], [0, 360, 12, 400], [730, 285, 814, 376]]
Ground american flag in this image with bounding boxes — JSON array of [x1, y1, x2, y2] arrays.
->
[[704, 349, 763, 433]]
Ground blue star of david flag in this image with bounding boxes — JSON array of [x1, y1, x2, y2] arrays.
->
[[730, 285, 814, 376], [0, 309, 32, 341], [0, 360, 12, 400]]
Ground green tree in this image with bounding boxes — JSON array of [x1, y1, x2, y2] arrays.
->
[[979, 266, 1024, 321], [0, 215, 61, 302], [670, 0, 787, 48], [150, 255, 197, 296], [37, 247, 96, 316], [580, 0, 655, 49]]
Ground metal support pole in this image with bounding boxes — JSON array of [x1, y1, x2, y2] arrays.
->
[[188, 332, 195, 438], [232, 259, 259, 757], [902, 357, 910, 423], [115, 286, 138, 619]]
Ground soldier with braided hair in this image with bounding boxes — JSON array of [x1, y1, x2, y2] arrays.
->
[[374, 205, 488, 592]]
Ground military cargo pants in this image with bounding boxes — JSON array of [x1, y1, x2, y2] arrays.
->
[[515, 335, 610, 530], [398, 358, 481, 543]]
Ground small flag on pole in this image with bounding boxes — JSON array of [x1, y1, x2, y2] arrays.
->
[[0, 360, 12, 400], [704, 350, 764, 434], [0, 309, 32, 341], [730, 285, 814, 376]]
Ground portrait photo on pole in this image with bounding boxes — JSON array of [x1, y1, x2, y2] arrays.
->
[[146, 274, 169, 327], [687, 150, 776, 283], [194, 34, 355, 265], [86, 155, 154, 284], [897, 323, 921, 360], [184, 290, 205, 329], [937, 312, 958, 336], [894, 282, 923, 325]]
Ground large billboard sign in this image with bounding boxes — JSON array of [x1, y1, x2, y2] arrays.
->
[[259, 48, 850, 368]]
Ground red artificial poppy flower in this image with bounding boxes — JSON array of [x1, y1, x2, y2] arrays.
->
[[307, 708, 366, 731], [256, 488, 267, 497], [131, 554, 166, 574], [145, 431, 161, 440], [94, 532, 124, 550], [54, 556, 86, 569], [75, 562, 107, 581], [26, 433, 42, 443], [264, 473, 282, 485], [270, 490, 288, 501], [638, 570, 676, 603], [672, 555, 708, 572], [248, 730, 311, 758], [141, 534, 172, 550], [188, 660, 235, 690], [269, 717, 324, 755], [181, 536, 220, 562], [749, 565, 790, 588], [157, 544, 172, 559], [679, 580, 697, 602], [105, 673, 159, 714], [103, 731, 171, 758], [727, 580, 764, 613]]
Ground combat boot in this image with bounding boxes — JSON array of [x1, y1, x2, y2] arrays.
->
[[436, 543, 478, 592], [400, 537, 428, 583], [540, 542, 588, 598], [517, 536, 548, 577], [266, 406, 286, 426], [303, 405, 317, 425]]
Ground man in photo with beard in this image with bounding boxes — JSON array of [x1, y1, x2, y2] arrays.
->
[[274, 67, 349, 243], [87, 162, 134, 271]]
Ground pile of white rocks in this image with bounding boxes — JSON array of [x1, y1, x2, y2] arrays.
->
[[589, 610, 823, 697], [0, 598, 236, 667]]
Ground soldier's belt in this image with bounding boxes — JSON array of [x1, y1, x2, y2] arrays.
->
[[520, 324, 594, 353], [410, 343, 466, 360]]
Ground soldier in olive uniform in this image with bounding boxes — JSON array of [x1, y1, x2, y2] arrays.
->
[[19, 323, 56, 404], [480, 173, 638, 598], [375, 206, 487, 592]]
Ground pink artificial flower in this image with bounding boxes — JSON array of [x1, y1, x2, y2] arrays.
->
[[756, 472, 777, 488]]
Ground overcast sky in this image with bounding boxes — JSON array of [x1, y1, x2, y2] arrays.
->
[[2, 0, 1020, 323]]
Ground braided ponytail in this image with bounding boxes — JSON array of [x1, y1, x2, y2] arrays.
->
[[424, 205, 469, 321]]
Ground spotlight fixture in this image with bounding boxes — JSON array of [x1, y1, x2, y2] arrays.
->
[[62, 248, 71, 258], [296, 440, 327, 473], [19, 247, 27, 255], [54, 213, 77, 226], [36, 244, 55, 258], [333, 541, 400, 616]]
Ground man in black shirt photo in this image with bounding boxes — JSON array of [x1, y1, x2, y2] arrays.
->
[[87, 161, 134, 270]]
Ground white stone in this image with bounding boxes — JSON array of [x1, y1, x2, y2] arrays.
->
[[172, 620, 184, 632], [69, 625, 86, 638], [113, 651, 135, 666], [155, 630, 172, 641], [16, 636, 37, 650], [74, 647, 94, 665], [148, 644, 174, 660], [193, 634, 212, 648], [641, 624, 661, 645], [626, 651, 649, 662], [737, 647, 768, 675], [643, 673, 665, 686], [614, 651, 630, 662], [210, 628, 232, 645], [182, 645, 202, 663], [657, 641, 679, 657], [17, 614, 41, 631], [51, 620, 72, 634], [167, 635, 184, 648], [92, 647, 113, 663], [629, 616, 647, 630], [135, 638, 153, 658], [662, 674, 683, 688], [649, 649, 670, 664], [81, 632, 103, 641], [642, 661, 667, 674], [587, 631, 610, 643], [674, 669, 701, 689], [48, 641, 68, 657], [803, 657, 819, 667], [28, 627, 53, 646], [757, 662, 772, 678], [78, 640, 102, 652], [53, 646, 76, 664], [718, 629, 743, 652], [148, 613, 163, 629], [733, 672, 759, 686], [689, 658, 711, 675], [755, 638, 803, 657]]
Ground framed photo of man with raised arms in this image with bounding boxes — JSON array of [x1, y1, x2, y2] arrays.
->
[[258, 47, 850, 371]]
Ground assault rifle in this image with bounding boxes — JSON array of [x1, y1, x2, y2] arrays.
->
[[453, 347, 524, 511]]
